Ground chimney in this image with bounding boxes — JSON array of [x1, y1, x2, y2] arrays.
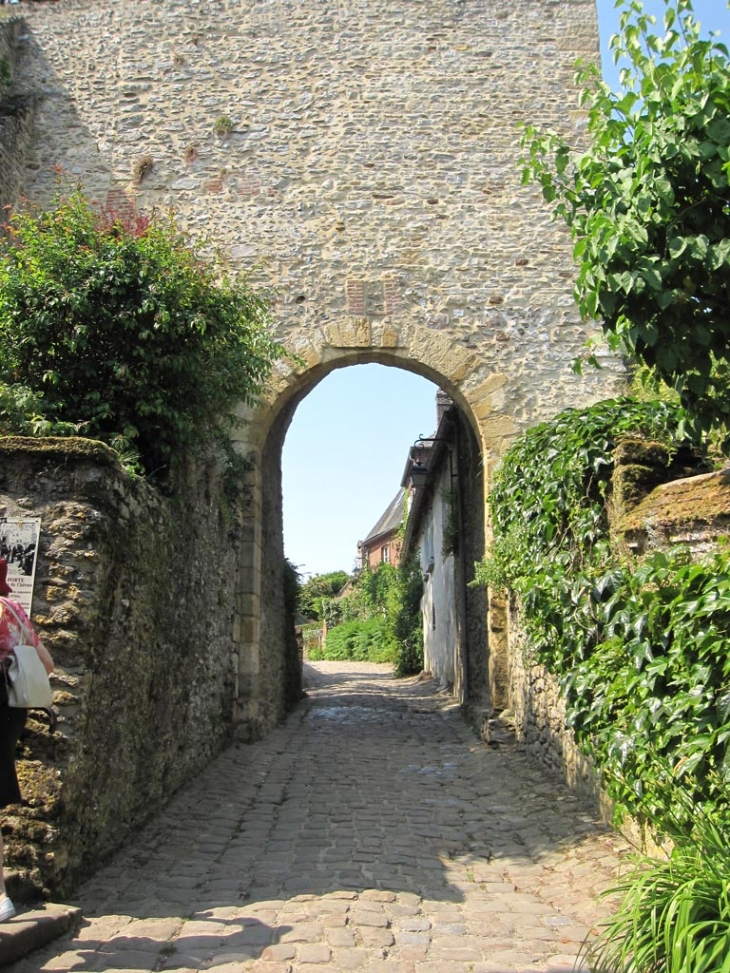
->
[[436, 389, 453, 425]]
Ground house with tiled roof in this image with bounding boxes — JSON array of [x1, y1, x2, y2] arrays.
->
[[357, 489, 405, 571]]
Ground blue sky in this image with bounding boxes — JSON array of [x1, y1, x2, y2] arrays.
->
[[282, 0, 730, 579]]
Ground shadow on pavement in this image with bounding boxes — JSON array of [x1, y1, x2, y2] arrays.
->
[[4, 661, 620, 972]]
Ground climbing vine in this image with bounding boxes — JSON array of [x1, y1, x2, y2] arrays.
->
[[520, 0, 730, 447], [476, 397, 730, 829]]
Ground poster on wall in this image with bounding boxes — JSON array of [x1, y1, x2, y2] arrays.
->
[[0, 518, 41, 615]]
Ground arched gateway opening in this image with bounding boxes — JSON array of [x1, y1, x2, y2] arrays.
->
[[230, 320, 521, 740]]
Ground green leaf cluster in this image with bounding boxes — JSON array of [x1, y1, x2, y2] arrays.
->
[[568, 545, 730, 828], [0, 191, 283, 482], [476, 397, 681, 670], [309, 616, 394, 664], [521, 0, 730, 444], [478, 396, 730, 829], [298, 570, 350, 621]]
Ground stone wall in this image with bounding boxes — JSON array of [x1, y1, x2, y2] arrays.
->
[[0, 17, 37, 211], [8, 0, 623, 466], [507, 614, 605, 810], [0, 437, 262, 898]]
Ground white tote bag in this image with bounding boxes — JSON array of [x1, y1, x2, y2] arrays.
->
[[1, 598, 53, 709]]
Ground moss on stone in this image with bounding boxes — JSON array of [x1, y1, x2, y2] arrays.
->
[[614, 438, 669, 468], [613, 463, 665, 511], [0, 436, 121, 467], [620, 469, 730, 534]]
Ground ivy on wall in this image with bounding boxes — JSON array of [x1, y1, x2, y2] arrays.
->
[[476, 397, 730, 830]]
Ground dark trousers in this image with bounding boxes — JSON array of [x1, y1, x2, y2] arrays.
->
[[0, 705, 27, 808]]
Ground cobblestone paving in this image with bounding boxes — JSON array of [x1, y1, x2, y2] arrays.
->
[[9, 662, 631, 973]]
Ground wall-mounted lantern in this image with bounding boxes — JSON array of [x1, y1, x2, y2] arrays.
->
[[408, 435, 440, 489], [407, 433, 457, 491], [409, 460, 430, 489]]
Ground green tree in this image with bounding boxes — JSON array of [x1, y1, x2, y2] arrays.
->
[[521, 0, 730, 444], [298, 570, 350, 620], [0, 190, 282, 480]]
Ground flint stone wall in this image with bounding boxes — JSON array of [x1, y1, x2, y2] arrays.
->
[[0, 438, 274, 899]]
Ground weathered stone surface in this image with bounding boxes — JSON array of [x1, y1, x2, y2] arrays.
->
[[7, 0, 623, 449], [0, 437, 299, 899], [621, 468, 730, 553], [0, 903, 82, 967]]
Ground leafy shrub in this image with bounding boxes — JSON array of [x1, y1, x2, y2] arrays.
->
[[310, 617, 395, 664], [312, 558, 423, 673], [566, 546, 730, 828], [475, 397, 684, 669], [298, 570, 350, 621], [0, 383, 80, 437], [387, 554, 424, 677], [0, 190, 282, 482]]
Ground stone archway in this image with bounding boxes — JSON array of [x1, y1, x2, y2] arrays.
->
[[228, 317, 568, 737], [7, 0, 629, 740]]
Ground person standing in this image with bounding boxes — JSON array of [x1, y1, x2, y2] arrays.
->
[[0, 559, 53, 922]]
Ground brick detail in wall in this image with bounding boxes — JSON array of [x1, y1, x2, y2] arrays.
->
[[347, 279, 402, 317]]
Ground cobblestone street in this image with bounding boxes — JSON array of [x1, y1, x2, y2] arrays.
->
[[8, 662, 630, 973]]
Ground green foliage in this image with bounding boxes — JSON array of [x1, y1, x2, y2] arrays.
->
[[214, 115, 233, 136], [475, 397, 683, 671], [316, 560, 423, 675], [521, 0, 730, 445], [387, 554, 425, 677], [0, 382, 80, 437], [585, 787, 730, 973], [298, 570, 350, 621], [322, 564, 397, 627], [482, 395, 730, 963], [0, 190, 282, 482], [309, 617, 395, 664], [566, 545, 730, 828], [475, 396, 730, 828]]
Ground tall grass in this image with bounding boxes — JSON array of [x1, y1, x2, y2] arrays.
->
[[585, 802, 730, 973]]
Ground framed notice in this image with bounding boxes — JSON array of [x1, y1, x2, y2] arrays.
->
[[0, 518, 41, 615]]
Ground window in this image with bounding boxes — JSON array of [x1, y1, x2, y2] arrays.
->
[[381, 546, 390, 564]]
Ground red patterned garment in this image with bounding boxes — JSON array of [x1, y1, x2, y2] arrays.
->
[[0, 599, 41, 662]]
